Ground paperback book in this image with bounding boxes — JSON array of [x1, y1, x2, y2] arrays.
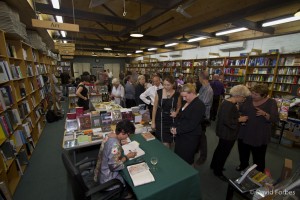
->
[[127, 162, 155, 187], [77, 114, 92, 130]]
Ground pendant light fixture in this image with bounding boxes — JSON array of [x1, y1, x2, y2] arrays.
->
[[130, 3, 143, 38]]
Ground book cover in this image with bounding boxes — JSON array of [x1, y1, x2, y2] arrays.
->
[[65, 119, 78, 131], [100, 112, 112, 126], [17, 148, 29, 165], [75, 107, 84, 117], [77, 135, 91, 144], [141, 132, 155, 141], [0, 116, 12, 136], [121, 111, 134, 122], [0, 62, 9, 82], [67, 113, 76, 120], [111, 110, 122, 123], [127, 162, 155, 187], [0, 88, 11, 107], [77, 114, 92, 130], [0, 181, 13, 200], [0, 141, 15, 160], [122, 141, 145, 160], [91, 115, 102, 128]]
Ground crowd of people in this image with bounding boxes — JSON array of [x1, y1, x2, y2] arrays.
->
[[68, 69, 279, 191]]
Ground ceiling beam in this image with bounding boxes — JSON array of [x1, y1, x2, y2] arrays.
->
[[160, 0, 299, 40], [231, 19, 274, 34], [80, 27, 120, 36], [59, 36, 162, 48], [119, 0, 182, 36], [76, 44, 136, 52], [96, 22, 123, 42], [137, 0, 173, 9], [35, 2, 135, 27]]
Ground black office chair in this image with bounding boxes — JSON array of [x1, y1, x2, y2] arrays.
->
[[61, 150, 124, 200]]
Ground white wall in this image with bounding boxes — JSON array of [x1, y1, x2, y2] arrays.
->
[[134, 33, 300, 61]]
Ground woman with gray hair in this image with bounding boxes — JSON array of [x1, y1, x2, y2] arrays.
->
[[111, 78, 125, 106], [210, 84, 250, 181]]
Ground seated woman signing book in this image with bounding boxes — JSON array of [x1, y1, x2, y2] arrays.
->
[[93, 120, 137, 195]]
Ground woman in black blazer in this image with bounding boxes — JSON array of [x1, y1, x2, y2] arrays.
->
[[171, 83, 206, 165]]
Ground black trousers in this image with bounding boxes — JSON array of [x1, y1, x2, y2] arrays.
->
[[210, 138, 235, 175], [125, 99, 136, 108], [197, 123, 208, 160], [210, 95, 221, 120], [237, 139, 267, 172]]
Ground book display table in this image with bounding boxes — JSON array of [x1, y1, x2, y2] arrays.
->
[[122, 134, 202, 200]]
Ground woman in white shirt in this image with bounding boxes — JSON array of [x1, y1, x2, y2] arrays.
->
[[111, 78, 125, 106]]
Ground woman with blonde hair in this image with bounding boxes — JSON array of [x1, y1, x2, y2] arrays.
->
[[171, 83, 205, 164], [135, 75, 146, 105], [210, 85, 250, 181]]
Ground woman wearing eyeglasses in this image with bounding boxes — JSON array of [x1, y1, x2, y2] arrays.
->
[[210, 85, 250, 181]]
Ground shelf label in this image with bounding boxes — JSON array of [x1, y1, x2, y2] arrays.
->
[[32, 19, 79, 32]]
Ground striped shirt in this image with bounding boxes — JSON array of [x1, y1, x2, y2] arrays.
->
[[198, 84, 213, 119]]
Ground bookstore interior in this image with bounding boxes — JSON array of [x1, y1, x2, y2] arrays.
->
[[0, 0, 300, 199]]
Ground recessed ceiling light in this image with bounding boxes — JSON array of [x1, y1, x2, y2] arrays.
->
[[215, 27, 248, 36], [104, 47, 112, 51], [60, 31, 66, 37], [135, 50, 143, 53], [55, 16, 63, 23], [262, 16, 300, 27], [165, 43, 178, 47], [127, 53, 132, 56], [148, 48, 157, 51], [51, 0, 60, 9], [187, 37, 207, 43], [63, 40, 67, 43]]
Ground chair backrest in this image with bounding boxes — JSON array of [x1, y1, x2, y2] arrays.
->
[[61, 150, 90, 200]]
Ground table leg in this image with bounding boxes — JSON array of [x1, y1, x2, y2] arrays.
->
[[279, 121, 287, 144]]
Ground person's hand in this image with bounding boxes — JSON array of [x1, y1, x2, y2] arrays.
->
[[170, 127, 177, 135], [121, 139, 129, 145], [255, 107, 267, 117], [239, 116, 248, 122], [127, 151, 137, 159], [170, 111, 177, 118]]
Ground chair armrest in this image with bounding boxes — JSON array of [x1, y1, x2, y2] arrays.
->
[[75, 157, 98, 167], [85, 179, 124, 197]]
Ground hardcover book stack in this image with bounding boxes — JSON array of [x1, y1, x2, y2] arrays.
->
[[0, 2, 28, 41]]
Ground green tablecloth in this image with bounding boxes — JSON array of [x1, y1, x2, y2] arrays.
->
[[122, 134, 202, 200]]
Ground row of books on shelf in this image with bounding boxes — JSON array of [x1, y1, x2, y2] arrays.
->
[[223, 77, 245, 82], [0, 61, 23, 81], [276, 76, 299, 84], [225, 58, 248, 66], [247, 75, 274, 82], [26, 64, 48, 77], [0, 129, 34, 171], [224, 68, 245, 75], [0, 86, 14, 111], [279, 57, 300, 66], [248, 67, 275, 74], [277, 67, 299, 75], [248, 57, 277, 66]]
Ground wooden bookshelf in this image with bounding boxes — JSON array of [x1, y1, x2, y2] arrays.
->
[[126, 53, 299, 97], [0, 29, 57, 195]]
